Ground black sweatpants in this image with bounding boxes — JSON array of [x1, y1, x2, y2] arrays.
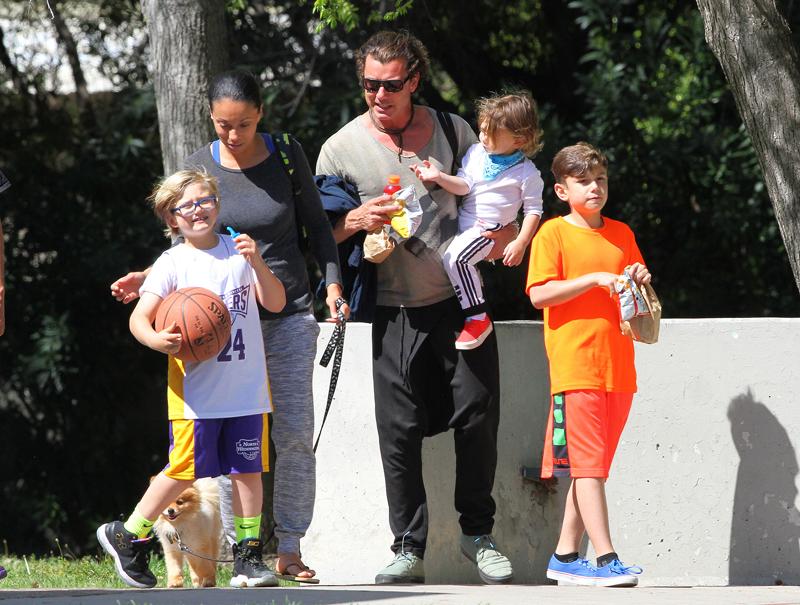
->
[[372, 296, 500, 558]]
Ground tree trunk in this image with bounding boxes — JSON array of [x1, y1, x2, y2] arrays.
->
[[696, 0, 800, 294], [49, 0, 96, 128], [140, 0, 228, 174], [0, 23, 36, 116]]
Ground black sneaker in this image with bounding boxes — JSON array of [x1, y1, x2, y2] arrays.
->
[[96, 520, 157, 588], [229, 538, 278, 587]]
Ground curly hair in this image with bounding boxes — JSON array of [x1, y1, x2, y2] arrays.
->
[[355, 30, 430, 83], [477, 91, 543, 157]]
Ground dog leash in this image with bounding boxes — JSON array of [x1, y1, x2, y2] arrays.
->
[[313, 297, 347, 453], [169, 529, 234, 563]]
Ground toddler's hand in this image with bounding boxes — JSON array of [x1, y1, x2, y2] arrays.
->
[[502, 240, 526, 266], [409, 160, 440, 182], [154, 321, 182, 355]]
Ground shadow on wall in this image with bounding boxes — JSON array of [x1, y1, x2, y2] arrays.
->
[[728, 389, 800, 585]]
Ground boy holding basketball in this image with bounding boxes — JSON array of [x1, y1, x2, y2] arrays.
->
[[526, 143, 649, 587], [97, 169, 285, 589]]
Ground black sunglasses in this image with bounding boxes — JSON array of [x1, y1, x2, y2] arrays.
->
[[362, 74, 412, 94]]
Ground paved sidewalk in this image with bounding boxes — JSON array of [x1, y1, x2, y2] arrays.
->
[[1, 585, 799, 605]]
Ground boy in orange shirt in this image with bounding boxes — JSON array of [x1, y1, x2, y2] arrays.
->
[[526, 142, 650, 587]]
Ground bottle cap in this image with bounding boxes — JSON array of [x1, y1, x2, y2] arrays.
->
[[388, 174, 401, 184]]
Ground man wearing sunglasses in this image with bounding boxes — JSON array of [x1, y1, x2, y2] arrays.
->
[[317, 30, 514, 586]]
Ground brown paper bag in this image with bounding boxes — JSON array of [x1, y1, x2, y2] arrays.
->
[[624, 282, 662, 344], [363, 228, 395, 263]]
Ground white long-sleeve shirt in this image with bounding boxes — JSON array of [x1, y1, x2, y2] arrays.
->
[[456, 143, 544, 231]]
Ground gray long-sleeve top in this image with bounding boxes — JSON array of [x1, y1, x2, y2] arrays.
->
[[184, 136, 341, 319]]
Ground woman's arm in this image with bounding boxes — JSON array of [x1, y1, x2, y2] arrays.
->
[[111, 267, 152, 304], [291, 138, 351, 319]]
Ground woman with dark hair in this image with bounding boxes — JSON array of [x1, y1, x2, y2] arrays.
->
[[111, 69, 345, 584]]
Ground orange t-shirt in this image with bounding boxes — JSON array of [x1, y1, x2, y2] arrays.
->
[[526, 216, 645, 394]]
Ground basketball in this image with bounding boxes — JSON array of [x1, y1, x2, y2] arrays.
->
[[154, 287, 232, 363]]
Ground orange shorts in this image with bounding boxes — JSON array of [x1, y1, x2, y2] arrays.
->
[[541, 390, 633, 479]]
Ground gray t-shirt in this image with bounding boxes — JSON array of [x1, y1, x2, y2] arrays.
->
[[316, 107, 477, 307], [185, 136, 341, 319]]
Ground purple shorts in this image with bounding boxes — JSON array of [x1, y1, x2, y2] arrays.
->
[[163, 413, 269, 480]]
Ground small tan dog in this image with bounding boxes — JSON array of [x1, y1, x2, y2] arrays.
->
[[152, 477, 222, 588]]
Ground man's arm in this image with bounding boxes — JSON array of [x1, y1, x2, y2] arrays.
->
[[331, 196, 400, 243], [317, 139, 402, 244], [502, 214, 541, 267]]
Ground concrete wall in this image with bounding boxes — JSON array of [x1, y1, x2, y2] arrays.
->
[[303, 319, 800, 586]]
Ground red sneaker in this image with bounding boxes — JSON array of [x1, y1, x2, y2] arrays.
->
[[455, 316, 493, 350]]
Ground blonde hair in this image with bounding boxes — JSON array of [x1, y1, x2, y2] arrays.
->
[[148, 168, 220, 237], [477, 91, 543, 156], [551, 142, 608, 184]]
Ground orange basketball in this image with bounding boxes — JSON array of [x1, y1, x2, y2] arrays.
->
[[154, 287, 232, 363]]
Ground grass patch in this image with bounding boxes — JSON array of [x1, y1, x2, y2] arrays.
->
[[0, 553, 239, 589]]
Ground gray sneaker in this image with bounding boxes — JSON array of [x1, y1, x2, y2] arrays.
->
[[375, 551, 425, 584], [460, 534, 514, 584]]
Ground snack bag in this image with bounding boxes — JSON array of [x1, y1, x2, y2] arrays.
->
[[387, 185, 422, 239], [615, 267, 662, 344], [364, 185, 423, 263]]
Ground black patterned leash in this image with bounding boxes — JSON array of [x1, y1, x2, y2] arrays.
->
[[313, 297, 347, 453], [170, 529, 234, 563]]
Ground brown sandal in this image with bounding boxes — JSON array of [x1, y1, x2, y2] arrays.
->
[[275, 554, 320, 584]]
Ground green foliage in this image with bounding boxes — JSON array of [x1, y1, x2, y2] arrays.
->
[[307, 0, 361, 31], [561, 0, 796, 316]]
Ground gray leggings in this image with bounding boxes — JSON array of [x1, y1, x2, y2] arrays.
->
[[220, 312, 319, 554]]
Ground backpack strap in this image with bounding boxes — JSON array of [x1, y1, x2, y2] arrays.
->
[[436, 110, 459, 173], [268, 132, 309, 249], [268, 132, 302, 197]]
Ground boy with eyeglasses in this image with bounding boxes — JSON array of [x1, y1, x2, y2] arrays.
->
[[97, 169, 286, 589]]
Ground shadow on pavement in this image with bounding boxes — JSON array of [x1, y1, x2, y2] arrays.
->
[[0, 586, 445, 605]]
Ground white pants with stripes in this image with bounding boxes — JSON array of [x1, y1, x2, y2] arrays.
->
[[442, 221, 501, 316]]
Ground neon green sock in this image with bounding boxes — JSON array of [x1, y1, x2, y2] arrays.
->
[[123, 509, 155, 539], [234, 514, 262, 542]]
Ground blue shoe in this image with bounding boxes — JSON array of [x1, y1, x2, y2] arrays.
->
[[593, 558, 642, 587], [0, 565, 6, 580], [546, 554, 598, 586]]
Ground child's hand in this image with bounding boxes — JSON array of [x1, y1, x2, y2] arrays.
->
[[233, 233, 262, 266], [594, 272, 619, 294], [627, 262, 651, 286], [409, 160, 441, 182], [502, 239, 526, 266], [152, 321, 182, 355]]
